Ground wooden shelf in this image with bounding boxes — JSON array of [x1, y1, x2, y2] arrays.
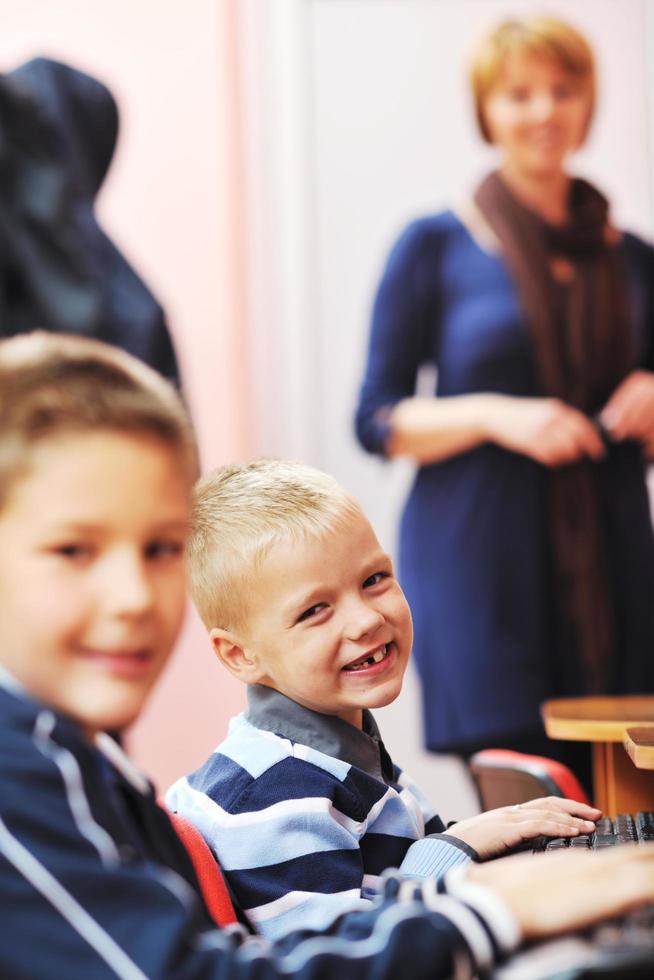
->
[[542, 696, 654, 742], [624, 726, 654, 771]]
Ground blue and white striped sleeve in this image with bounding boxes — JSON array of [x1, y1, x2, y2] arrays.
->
[[392, 768, 478, 879], [399, 833, 477, 878]]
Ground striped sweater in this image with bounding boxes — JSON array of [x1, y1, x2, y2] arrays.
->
[[167, 685, 476, 939]]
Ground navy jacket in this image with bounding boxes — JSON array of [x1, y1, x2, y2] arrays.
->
[[0, 677, 516, 978]]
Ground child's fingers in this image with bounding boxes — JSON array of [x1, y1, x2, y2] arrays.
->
[[446, 802, 598, 859], [550, 798, 601, 818], [515, 817, 596, 840], [519, 797, 601, 819], [509, 808, 597, 837]]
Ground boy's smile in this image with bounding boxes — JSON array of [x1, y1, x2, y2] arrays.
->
[[220, 509, 413, 728], [0, 430, 190, 738]]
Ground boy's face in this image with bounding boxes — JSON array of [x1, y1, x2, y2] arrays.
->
[[0, 430, 190, 738], [231, 509, 412, 728]]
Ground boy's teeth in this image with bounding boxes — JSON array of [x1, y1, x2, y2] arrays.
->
[[344, 645, 388, 671]]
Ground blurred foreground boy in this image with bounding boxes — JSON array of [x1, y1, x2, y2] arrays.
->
[[1, 333, 654, 980]]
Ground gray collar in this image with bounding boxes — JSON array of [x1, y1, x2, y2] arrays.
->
[[246, 685, 396, 783]]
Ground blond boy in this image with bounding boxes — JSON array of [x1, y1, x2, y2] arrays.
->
[[168, 459, 600, 940]]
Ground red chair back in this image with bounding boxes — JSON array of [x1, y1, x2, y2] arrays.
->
[[469, 748, 591, 811], [167, 810, 238, 926]]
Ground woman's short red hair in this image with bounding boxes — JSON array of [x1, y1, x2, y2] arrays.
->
[[469, 16, 596, 144]]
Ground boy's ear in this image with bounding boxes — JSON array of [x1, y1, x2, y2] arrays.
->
[[209, 627, 264, 683]]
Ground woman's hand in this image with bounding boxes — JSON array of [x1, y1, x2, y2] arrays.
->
[[485, 395, 606, 466], [466, 843, 654, 940], [387, 393, 604, 466], [444, 797, 601, 860], [600, 370, 654, 457]]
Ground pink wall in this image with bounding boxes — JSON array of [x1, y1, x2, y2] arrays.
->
[[3, 0, 651, 798], [0, 0, 249, 790]]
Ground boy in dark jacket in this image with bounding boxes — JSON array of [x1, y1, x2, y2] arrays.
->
[[1, 331, 653, 980]]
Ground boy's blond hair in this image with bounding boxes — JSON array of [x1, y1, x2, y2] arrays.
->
[[189, 459, 363, 633], [469, 16, 596, 143], [0, 331, 198, 508]]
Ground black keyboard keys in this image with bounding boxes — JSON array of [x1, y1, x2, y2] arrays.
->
[[594, 816, 622, 849], [636, 811, 654, 842], [542, 810, 653, 852], [615, 813, 638, 844]]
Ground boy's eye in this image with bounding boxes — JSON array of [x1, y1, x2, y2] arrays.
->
[[52, 543, 93, 562], [363, 571, 388, 589], [144, 539, 184, 561], [296, 603, 328, 624]]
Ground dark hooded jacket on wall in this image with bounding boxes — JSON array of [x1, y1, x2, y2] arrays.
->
[[0, 56, 179, 384]]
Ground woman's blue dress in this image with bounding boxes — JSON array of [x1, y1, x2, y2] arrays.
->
[[355, 210, 654, 753]]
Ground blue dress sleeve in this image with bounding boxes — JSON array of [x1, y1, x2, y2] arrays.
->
[[621, 231, 654, 371], [635, 237, 654, 371], [354, 218, 444, 455]]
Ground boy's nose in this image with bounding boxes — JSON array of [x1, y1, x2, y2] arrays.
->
[[344, 601, 385, 642], [103, 554, 154, 618]]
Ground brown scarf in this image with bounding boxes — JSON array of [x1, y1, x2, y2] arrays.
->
[[474, 171, 633, 693]]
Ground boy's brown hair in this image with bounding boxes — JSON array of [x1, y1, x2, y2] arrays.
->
[[0, 332, 198, 508]]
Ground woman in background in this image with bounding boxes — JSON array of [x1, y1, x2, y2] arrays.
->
[[355, 16, 654, 788]]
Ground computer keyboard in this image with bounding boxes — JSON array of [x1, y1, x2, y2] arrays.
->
[[496, 811, 654, 978], [535, 810, 654, 852]]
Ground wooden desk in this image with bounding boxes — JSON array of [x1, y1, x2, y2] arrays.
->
[[542, 696, 654, 815]]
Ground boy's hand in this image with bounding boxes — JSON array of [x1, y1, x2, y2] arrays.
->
[[444, 797, 601, 859], [466, 843, 654, 939]]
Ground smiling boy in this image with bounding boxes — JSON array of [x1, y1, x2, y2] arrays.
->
[[212, 477, 412, 727], [167, 459, 600, 940]]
